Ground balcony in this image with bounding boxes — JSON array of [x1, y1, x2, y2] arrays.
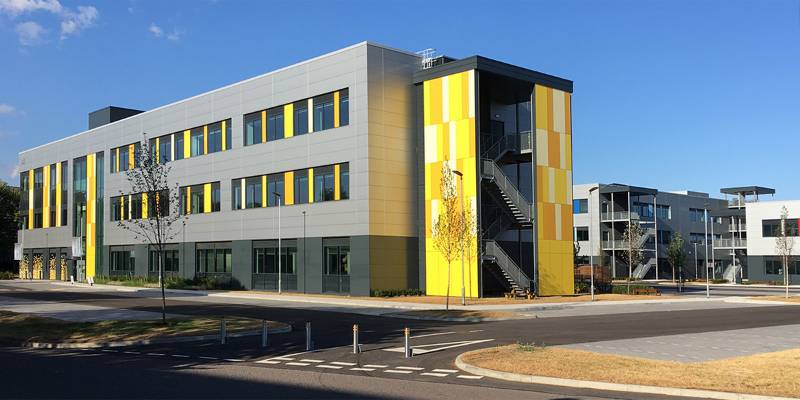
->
[[600, 211, 654, 222], [728, 223, 747, 232], [714, 238, 747, 249]]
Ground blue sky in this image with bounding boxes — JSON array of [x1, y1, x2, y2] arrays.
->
[[2, 0, 799, 199]]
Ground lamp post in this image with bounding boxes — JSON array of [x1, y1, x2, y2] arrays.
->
[[588, 186, 599, 301], [452, 169, 465, 306], [274, 192, 282, 294], [704, 207, 709, 298], [302, 210, 306, 294], [694, 242, 698, 281]]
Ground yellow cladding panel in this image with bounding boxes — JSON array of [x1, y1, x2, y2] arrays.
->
[[204, 183, 212, 213], [423, 70, 479, 297], [334, 164, 341, 200], [115, 147, 120, 172], [55, 162, 61, 226], [334, 91, 340, 128], [284, 104, 293, 138], [128, 144, 134, 170], [28, 170, 33, 229], [183, 130, 190, 159], [155, 137, 160, 163], [307, 99, 314, 133], [308, 168, 314, 203], [203, 125, 208, 155], [42, 165, 50, 228], [186, 187, 191, 214], [222, 120, 227, 150], [142, 192, 148, 219], [261, 175, 267, 208], [120, 195, 125, 220], [261, 111, 267, 143], [86, 153, 96, 279], [284, 171, 294, 205]]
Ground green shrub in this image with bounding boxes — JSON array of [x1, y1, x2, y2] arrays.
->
[[517, 342, 538, 352], [711, 278, 729, 284], [370, 288, 424, 297], [0, 271, 17, 280], [92, 275, 244, 291], [611, 283, 653, 295]]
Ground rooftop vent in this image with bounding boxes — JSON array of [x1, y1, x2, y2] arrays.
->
[[88, 106, 144, 130]]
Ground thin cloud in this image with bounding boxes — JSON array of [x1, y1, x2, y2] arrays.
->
[[0, 0, 62, 16], [14, 21, 46, 45], [60, 5, 97, 39], [166, 28, 183, 42], [0, 103, 16, 114], [149, 22, 183, 42], [148, 22, 162, 37]]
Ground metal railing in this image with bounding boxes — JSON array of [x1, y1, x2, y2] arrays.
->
[[600, 211, 644, 221], [714, 238, 747, 248], [252, 273, 298, 291], [484, 240, 531, 290], [481, 132, 533, 160], [322, 275, 350, 293], [728, 224, 747, 231], [481, 158, 532, 222]]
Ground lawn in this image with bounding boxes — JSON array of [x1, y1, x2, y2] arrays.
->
[[461, 345, 800, 398], [0, 311, 283, 346], [753, 295, 800, 304]]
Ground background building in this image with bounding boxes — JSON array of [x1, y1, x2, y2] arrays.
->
[[16, 42, 576, 297]]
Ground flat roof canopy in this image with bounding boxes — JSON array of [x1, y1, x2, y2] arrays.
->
[[720, 186, 775, 196], [598, 183, 658, 196]]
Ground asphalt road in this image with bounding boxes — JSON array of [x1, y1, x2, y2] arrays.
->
[[2, 281, 799, 399]]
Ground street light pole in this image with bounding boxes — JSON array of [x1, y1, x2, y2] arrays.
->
[[274, 192, 282, 295], [302, 210, 306, 294], [588, 186, 599, 301], [694, 242, 698, 280], [452, 170, 465, 306], [704, 207, 709, 299]]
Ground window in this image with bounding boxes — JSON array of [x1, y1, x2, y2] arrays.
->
[[232, 179, 242, 210], [633, 202, 653, 218], [110, 249, 135, 272], [33, 168, 42, 228], [294, 169, 308, 205], [340, 163, 349, 200], [244, 112, 262, 146], [129, 194, 142, 220], [765, 258, 783, 275], [49, 164, 56, 225], [689, 232, 707, 244], [293, 101, 308, 135], [658, 230, 672, 245], [313, 93, 335, 131], [573, 199, 588, 214], [339, 88, 349, 126], [72, 156, 87, 238], [110, 143, 141, 173], [147, 190, 170, 218], [196, 246, 232, 273], [207, 122, 223, 154], [190, 127, 204, 157], [689, 208, 706, 223], [253, 245, 297, 274], [60, 161, 68, 225], [149, 250, 179, 273], [656, 204, 671, 220], [246, 177, 263, 208], [266, 107, 284, 141], [211, 182, 220, 212], [111, 197, 122, 221], [763, 219, 799, 237], [324, 243, 350, 275], [266, 173, 284, 207], [190, 185, 203, 214], [314, 165, 335, 202], [175, 133, 184, 160], [159, 136, 172, 163], [575, 227, 589, 241]]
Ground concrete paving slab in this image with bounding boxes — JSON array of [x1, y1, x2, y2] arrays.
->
[[0, 295, 178, 322], [560, 324, 800, 362]]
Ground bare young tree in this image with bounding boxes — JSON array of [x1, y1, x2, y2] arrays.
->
[[622, 222, 645, 294], [117, 138, 185, 323], [431, 161, 464, 311], [461, 200, 478, 300], [667, 233, 686, 288], [775, 206, 794, 299]]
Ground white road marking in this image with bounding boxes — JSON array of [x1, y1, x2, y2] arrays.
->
[[286, 362, 310, 366], [433, 369, 458, 373], [468, 329, 484, 333], [300, 359, 324, 363], [384, 369, 413, 374], [171, 354, 190, 358], [258, 360, 281, 364], [123, 351, 140, 355], [421, 372, 448, 377], [225, 358, 244, 362], [316, 365, 342, 369], [270, 357, 295, 361], [350, 367, 375, 372], [383, 339, 495, 355], [101, 349, 116, 353], [364, 364, 388, 368], [457, 375, 483, 380], [147, 353, 165, 356], [411, 331, 456, 339], [396, 366, 424, 371], [330, 361, 356, 366], [199, 356, 219, 360]]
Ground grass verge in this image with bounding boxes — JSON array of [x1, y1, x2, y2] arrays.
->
[[0, 310, 283, 346], [461, 345, 800, 398], [752, 295, 800, 304]]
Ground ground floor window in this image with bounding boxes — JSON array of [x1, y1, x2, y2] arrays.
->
[[322, 238, 350, 293], [253, 245, 296, 274], [324, 244, 350, 275], [196, 244, 232, 273], [110, 248, 135, 273], [149, 249, 179, 273]]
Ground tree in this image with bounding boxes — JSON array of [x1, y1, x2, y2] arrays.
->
[[667, 233, 686, 288], [573, 241, 581, 267], [775, 206, 794, 299], [461, 200, 478, 300], [117, 138, 185, 323], [622, 222, 645, 294], [0, 183, 20, 272], [431, 161, 464, 311]]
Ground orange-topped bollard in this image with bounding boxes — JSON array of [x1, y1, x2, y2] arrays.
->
[[404, 327, 411, 358], [353, 324, 360, 354]]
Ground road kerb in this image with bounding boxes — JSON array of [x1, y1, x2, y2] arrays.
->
[[454, 353, 797, 400], [24, 324, 291, 349]]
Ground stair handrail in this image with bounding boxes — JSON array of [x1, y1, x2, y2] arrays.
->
[[481, 158, 532, 222], [484, 240, 532, 290]]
